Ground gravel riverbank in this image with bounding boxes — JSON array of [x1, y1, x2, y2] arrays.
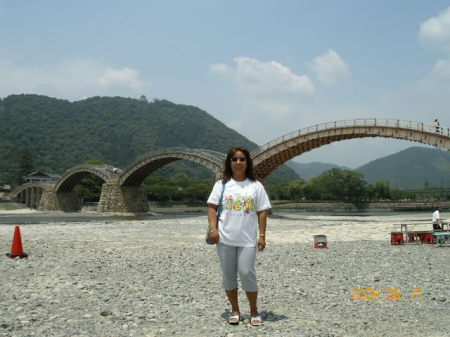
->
[[1, 214, 449, 337]]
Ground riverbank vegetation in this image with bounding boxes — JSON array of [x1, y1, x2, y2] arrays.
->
[[74, 168, 450, 203]]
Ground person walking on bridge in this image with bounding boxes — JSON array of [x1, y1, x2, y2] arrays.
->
[[434, 119, 440, 134], [207, 146, 271, 326]]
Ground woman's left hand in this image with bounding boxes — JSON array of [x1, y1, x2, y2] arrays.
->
[[257, 237, 266, 251]]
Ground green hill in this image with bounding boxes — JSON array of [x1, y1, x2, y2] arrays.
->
[[286, 146, 450, 190], [0, 94, 298, 183], [355, 146, 450, 189]]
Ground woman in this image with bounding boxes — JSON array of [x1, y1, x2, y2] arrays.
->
[[207, 147, 271, 326]]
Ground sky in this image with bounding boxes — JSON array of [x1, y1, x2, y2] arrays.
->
[[1, 0, 450, 168]]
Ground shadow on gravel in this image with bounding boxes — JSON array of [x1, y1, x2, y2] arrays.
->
[[221, 310, 289, 322]]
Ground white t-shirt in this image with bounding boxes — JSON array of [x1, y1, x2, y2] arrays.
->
[[207, 178, 272, 247]]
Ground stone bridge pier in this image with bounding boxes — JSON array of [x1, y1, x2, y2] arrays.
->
[[98, 179, 148, 213], [39, 186, 82, 211], [38, 180, 148, 213]]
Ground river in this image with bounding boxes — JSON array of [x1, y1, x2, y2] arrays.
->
[[0, 201, 437, 230]]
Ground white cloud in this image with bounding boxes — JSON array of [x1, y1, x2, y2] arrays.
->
[[0, 57, 150, 100], [210, 56, 315, 96], [209, 57, 316, 142], [210, 57, 318, 143], [429, 58, 450, 80], [308, 49, 351, 86], [209, 63, 231, 77], [414, 58, 450, 95], [375, 57, 450, 129], [419, 7, 450, 51], [97, 67, 144, 90]]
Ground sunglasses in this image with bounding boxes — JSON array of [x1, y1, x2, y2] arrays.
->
[[231, 157, 247, 162]]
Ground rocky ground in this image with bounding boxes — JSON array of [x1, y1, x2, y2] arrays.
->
[[0, 216, 449, 337]]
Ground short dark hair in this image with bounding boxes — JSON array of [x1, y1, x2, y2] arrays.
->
[[222, 147, 255, 182]]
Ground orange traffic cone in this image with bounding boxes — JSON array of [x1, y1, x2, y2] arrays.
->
[[6, 226, 28, 259]]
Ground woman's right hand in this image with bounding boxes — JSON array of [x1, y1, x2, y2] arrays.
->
[[210, 230, 220, 244], [207, 204, 220, 244]]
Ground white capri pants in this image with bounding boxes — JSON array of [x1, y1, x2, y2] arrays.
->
[[216, 243, 258, 292]]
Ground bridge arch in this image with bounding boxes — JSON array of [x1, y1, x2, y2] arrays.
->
[[55, 164, 120, 192], [251, 119, 450, 179], [119, 148, 226, 187], [37, 164, 121, 212]]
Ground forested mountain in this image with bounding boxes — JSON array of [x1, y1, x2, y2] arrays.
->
[[0, 94, 298, 183], [355, 146, 450, 189]]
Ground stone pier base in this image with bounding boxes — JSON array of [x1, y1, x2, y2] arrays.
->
[[38, 187, 60, 211], [39, 187, 82, 211], [98, 180, 149, 213]]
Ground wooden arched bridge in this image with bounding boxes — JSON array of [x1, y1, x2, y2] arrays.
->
[[251, 119, 450, 178], [12, 148, 226, 212], [11, 119, 450, 213]]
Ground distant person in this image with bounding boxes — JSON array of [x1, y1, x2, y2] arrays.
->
[[207, 147, 271, 326], [432, 208, 442, 230], [433, 119, 440, 134]]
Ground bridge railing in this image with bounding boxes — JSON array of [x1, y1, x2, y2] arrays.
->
[[57, 164, 119, 176], [252, 118, 449, 157]]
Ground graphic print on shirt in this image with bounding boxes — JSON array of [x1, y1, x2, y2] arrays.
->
[[224, 193, 256, 215]]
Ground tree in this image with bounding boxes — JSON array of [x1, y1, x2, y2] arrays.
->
[[172, 173, 190, 189], [287, 180, 305, 200], [73, 175, 105, 202], [143, 175, 214, 202], [303, 177, 323, 200], [72, 159, 106, 201], [366, 179, 391, 201], [267, 181, 290, 200], [85, 159, 105, 165], [16, 148, 36, 184], [308, 168, 367, 202]]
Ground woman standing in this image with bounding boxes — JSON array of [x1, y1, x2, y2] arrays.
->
[[207, 147, 271, 326]]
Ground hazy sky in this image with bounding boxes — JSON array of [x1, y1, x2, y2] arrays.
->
[[1, 0, 450, 168]]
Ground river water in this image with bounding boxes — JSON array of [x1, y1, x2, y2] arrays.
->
[[0, 203, 206, 224], [0, 200, 436, 230]]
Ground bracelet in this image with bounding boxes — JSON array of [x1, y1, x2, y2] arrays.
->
[[210, 228, 217, 233], [259, 233, 265, 237]]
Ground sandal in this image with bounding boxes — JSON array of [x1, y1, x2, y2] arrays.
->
[[228, 314, 240, 325], [250, 315, 262, 326]]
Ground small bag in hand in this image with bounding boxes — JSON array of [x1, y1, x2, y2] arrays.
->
[[206, 182, 225, 245]]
